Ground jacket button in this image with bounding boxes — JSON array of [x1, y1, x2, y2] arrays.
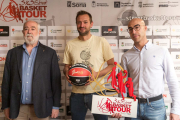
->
[[20, 81, 21, 83], [18, 93, 20, 95]]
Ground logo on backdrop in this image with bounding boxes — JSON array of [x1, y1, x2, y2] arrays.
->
[[0, 26, 9, 36], [114, 2, 120, 8], [102, 26, 118, 36], [176, 55, 180, 59], [138, 2, 154, 8], [114, 1, 134, 8], [0, 0, 47, 23], [0, 57, 6, 61], [138, 2, 142, 8], [159, 1, 179, 7], [67, 1, 86, 7], [91, 1, 109, 7]]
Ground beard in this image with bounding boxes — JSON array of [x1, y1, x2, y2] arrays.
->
[[78, 27, 90, 36], [24, 34, 39, 45]]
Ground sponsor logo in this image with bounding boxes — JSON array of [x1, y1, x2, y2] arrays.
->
[[114, 1, 134, 8], [0, 26, 9, 36], [50, 29, 62, 33], [121, 42, 124, 47], [114, 1, 120, 8], [159, 4, 168, 7], [67, 1, 86, 7], [159, 1, 178, 7], [92, 1, 109, 7], [138, 1, 154, 7], [147, 28, 151, 31], [0, 57, 6, 61], [138, 2, 142, 8], [174, 66, 180, 70], [156, 29, 167, 32], [156, 42, 159, 45], [67, 29, 78, 33], [92, 1, 96, 7], [176, 55, 180, 59], [0, 44, 7, 47], [109, 43, 117, 47], [50, 42, 62, 47], [0, 0, 47, 23], [67, 1, 71, 7], [90, 29, 99, 32], [40, 28, 44, 32], [11, 28, 22, 34], [102, 26, 118, 36], [165, 105, 168, 109], [119, 28, 128, 33]]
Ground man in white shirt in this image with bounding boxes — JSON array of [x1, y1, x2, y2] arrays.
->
[[113, 18, 180, 120]]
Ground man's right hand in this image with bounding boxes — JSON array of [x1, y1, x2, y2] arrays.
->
[[63, 64, 72, 84], [4, 108, 12, 120]]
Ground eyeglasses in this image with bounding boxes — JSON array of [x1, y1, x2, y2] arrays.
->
[[127, 24, 141, 33]]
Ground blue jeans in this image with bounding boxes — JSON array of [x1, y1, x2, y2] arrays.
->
[[70, 91, 108, 120], [125, 98, 166, 120]]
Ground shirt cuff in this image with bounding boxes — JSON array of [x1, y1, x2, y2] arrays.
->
[[52, 106, 59, 109]]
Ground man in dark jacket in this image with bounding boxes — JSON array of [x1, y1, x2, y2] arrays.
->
[[1, 20, 61, 120]]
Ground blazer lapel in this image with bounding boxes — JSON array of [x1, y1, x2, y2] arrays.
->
[[16, 46, 23, 80], [33, 43, 45, 78]]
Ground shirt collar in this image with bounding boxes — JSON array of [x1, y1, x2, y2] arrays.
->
[[23, 41, 39, 49], [133, 40, 152, 51]]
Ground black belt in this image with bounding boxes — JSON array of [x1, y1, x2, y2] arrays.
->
[[137, 94, 162, 103]]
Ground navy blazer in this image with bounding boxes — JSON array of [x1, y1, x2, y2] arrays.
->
[[1, 42, 61, 119]]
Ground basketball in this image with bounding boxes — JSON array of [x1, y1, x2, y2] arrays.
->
[[68, 63, 92, 86]]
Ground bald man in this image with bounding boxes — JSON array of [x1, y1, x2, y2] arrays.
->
[[113, 18, 180, 120]]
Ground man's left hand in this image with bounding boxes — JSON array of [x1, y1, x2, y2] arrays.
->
[[51, 109, 59, 118], [85, 66, 98, 86], [170, 113, 180, 120]]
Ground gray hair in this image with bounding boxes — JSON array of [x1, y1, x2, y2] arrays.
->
[[23, 20, 40, 31]]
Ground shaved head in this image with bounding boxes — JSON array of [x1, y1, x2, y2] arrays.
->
[[128, 18, 145, 27], [127, 18, 148, 49]]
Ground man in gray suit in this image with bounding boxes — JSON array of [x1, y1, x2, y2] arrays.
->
[[1, 20, 61, 120]]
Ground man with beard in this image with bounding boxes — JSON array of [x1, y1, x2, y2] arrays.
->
[[2, 20, 61, 120], [63, 10, 114, 120]]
